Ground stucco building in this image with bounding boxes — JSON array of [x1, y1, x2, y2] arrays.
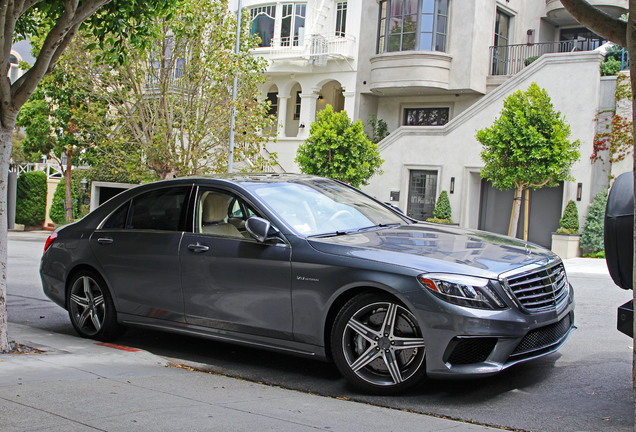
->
[[235, 1, 628, 247]]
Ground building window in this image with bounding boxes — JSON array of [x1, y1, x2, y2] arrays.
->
[[250, 5, 276, 47], [281, 3, 306, 47], [335, 2, 347, 37], [294, 91, 301, 120], [266, 92, 278, 116], [491, 9, 511, 75], [377, 0, 449, 54], [404, 108, 449, 126], [560, 27, 606, 51]]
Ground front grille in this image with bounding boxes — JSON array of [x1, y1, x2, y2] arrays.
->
[[510, 313, 573, 358], [503, 262, 569, 312], [445, 337, 497, 365]]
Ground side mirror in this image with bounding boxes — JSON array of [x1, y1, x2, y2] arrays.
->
[[245, 216, 279, 243]]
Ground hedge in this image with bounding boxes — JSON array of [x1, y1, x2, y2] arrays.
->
[[15, 171, 47, 227]]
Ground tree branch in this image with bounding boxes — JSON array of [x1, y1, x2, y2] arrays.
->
[[560, 0, 627, 47]]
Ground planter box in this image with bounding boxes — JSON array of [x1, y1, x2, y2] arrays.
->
[[550, 233, 581, 259]]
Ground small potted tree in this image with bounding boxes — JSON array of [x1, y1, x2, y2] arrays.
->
[[427, 191, 454, 224], [550, 200, 581, 259]]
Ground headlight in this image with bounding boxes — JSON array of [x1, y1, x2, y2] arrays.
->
[[418, 274, 507, 310]]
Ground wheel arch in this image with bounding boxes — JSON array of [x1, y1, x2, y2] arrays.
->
[[64, 264, 113, 309], [323, 285, 405, 361]]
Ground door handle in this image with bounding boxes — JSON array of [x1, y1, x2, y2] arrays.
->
[[188, 243, 210, 253], [97, 237, 114, 245]]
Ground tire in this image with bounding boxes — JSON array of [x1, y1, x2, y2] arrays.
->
[[67, 270, 124, 342], [331, 293, 427, 394]]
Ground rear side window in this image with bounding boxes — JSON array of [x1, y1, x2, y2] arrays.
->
[[102, 187, 190, 231], [128, 187, 190, 231], [102, 202, 130, 229]]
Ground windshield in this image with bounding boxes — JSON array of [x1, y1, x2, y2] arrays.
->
[[246, 179, 407, 236]]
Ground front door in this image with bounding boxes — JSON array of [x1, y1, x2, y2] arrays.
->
[[407, 170, 438, 221], [180, 188, 293, 340]]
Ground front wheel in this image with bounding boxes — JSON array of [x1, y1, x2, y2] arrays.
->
[[331, 294, 427, 394], [67, 270, 124, 341]]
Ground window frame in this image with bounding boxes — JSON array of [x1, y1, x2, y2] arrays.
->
[[403, 107, 450, 126], [335, 2, 348, 37], [377, 0, 449, 54]]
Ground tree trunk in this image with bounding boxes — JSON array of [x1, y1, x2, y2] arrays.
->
[[0, 125, 13, 351], [508, 185, 524, 237]]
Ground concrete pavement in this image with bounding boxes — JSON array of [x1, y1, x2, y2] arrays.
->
[[1, 322, 501, 432]]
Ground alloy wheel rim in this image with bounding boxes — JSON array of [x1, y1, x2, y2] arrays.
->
[[341, 301, 426, 386], [69, 276, 105, 336]]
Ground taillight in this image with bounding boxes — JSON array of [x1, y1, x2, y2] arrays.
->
[[43, 232, 57, 253]]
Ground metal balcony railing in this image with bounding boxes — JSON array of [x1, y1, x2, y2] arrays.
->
[[489, 39, 605, 76]]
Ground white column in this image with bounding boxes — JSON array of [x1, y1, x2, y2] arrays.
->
[[298, 92, 319, 139], [342, 91, 356, 118], [277, 96, 290, 137]]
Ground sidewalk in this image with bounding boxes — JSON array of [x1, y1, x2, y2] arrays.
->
[[1, 323, 501, 432]]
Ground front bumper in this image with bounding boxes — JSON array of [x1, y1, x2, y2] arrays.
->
[[405, 285, 575, 379]]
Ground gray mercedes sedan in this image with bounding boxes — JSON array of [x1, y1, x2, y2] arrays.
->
[[40, 174, 574, 393]]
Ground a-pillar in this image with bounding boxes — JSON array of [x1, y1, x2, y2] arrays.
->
[[277, 96, 290, 137], [298, 92, 319, 139]]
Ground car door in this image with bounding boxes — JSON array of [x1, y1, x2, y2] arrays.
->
[[89, 185, 192, 323], [179, 187, 293, 340]]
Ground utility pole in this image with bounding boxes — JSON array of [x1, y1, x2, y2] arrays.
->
[[228, 0, 242, 173]]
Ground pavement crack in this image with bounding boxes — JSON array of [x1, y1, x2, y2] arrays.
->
[[0, 395, 108, 431]]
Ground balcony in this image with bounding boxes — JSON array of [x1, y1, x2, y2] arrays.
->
[[545, 0, 628, 25], [258, 34, 356, 65], [489, 40, 604, 76], [369, 51, 452, 95]]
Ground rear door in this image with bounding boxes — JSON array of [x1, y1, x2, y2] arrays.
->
[[90, 185, 192, 323]]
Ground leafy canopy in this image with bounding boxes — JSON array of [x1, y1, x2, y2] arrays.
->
[[296, 105, 383, 188], [476, 82, 580, 191]]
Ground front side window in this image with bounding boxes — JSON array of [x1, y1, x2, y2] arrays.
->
[[377, 0, 449, 54], [404, 108, 449, 126], [250, 5, 276, 47]]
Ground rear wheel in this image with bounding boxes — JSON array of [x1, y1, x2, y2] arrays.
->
[[67, 271, 124, 341], [331, 293, 427, 394]]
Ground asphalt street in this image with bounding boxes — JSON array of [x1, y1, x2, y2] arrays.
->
[[5, 230, 635, 431]]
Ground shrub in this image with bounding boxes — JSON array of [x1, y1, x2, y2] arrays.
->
[[427, 191, 453, 224], [49, 177, 80, 224], [556, 200, 579, 234], [601, 57, 621, 76], [580, 189, 608, 254], [605, 44, 624, 62], [524, 56, 539, 66], [15, 171, 47, 227]]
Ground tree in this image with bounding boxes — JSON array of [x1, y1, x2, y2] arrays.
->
[[557, 1, 636, 422], [476, 82, 581, 238], [557, 200, 580, 234], [80, 0, 275, 180], [296, 105, 383, 188], [427, 190, 453, 223], [580, 189, 608, 254], [17, 36, 109, 223], [0, 0, 175, 352]]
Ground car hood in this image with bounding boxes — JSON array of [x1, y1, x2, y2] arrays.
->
[[307, 223, 558, 279]]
